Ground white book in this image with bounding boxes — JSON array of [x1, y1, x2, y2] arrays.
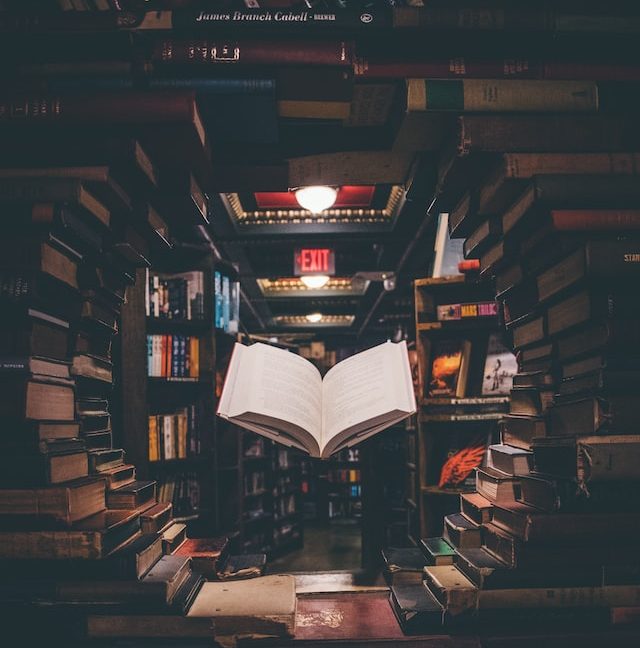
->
[[217, 340, 416, 459]]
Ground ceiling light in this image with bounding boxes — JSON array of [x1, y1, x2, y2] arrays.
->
[[294, 186, 338, 213], [306, 312, 323, 323], [300, 274, 330, 289]]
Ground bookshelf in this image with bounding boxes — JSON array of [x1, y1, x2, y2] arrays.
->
[[327, 447, 362, 521], [216, 427, 304, 556], [119, 253, 221, 534], [412, 275, 513, 540]]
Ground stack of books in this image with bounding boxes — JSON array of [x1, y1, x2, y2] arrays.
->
[[393, 148, 640, 633], [0, 90, 273, 638], [0, 170, 212, 639]]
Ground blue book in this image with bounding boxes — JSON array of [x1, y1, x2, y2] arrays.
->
[[214, 271, 223, 329], [222, 275, 230, 333]]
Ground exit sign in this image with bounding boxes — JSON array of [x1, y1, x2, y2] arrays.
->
[[294, 248, 335, 276]]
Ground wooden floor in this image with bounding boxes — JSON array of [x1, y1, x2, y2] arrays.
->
[[268, 521, 362, 573]]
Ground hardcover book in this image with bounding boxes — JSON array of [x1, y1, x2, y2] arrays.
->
[[389, 583, 444, 635], [217, 341, 415, 459], [428, 339, 471, 398], [382, 546, 431, 586]]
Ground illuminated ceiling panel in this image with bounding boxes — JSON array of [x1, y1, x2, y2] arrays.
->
[[224, 185, 404, 227], [257, 277, 369, 298], [254, 186, 375, 209], [271, 314, 355, 328]]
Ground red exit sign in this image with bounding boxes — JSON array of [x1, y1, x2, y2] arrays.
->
[[294, 248, 335, 275]]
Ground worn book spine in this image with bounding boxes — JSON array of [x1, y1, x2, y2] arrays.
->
[[479, 585, 640, 610], [457, 115, 640, 155], [392, 8, 551, 30], [356, 58, 541, 79], [0, 91, 198, 124], [170, 8, 391, 31], [502, 152, 640, 178], [408, 80, 598, 112], [549, 209, 640, 231], [153, 39, 353, 66]]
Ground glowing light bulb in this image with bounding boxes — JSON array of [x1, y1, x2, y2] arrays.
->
[[294, 186, 338, 213], [306, 312, 323, 323], [300, 275, 330, 289]]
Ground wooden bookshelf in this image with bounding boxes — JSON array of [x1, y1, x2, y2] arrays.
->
[[119, 255, 219, 535], [215, 427, 304, 556], [412, 275, 511, 540]]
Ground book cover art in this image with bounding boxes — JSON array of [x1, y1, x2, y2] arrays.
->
[[482, 333, 518, 396], [428, 340, 467, 397]]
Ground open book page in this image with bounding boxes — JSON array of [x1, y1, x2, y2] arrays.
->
[[217, 343, 323, 455], [320, 341, 416, 458]]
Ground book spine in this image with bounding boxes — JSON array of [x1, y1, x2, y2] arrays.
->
[[148, 77, 276, 94], [0, 11, 129, 32], [153, 39, 353, 67], [543, 63, 640, 81], [457, 115, 637, 155], [171, 8, 391, 31], [392, 8, 552, 30], [503, 152, 639, 178], [172, 335, 179, 379], [355, 58, 540, 79], [180, 335, 186, 378], [550, 209, 640, 231], [0, 91, 196, 124], [408, 80, 598, 112], [146, 336, 153, 377]]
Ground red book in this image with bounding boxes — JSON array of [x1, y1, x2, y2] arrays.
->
[[153, 39, 353, 67], [458, 259, 480, 273], [550, 209, 640, 231]]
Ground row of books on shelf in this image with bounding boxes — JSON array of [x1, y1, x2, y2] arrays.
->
[[328, 499, 362, 519], [334, 447, 360, 463], [329, 468, 361, 484], [274, 447, 293, 469], [330, 484, 363, 498], [274, 494, 296, 520], [146, 333, 200, 379], [274, 473, 296, 494], [146, 269, 206, 321], [244, 470, 266, 496], [214, 270, 240, 334], [157, 472, 200, 518], [148, 406, 201, 461]]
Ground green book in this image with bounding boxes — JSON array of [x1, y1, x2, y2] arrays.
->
[[420, 537, 456, 565]]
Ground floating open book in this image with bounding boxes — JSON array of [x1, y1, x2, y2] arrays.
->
[[217, 341, 416, 459]]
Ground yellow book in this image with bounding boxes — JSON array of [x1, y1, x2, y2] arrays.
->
[[148, 416, 159, 462]]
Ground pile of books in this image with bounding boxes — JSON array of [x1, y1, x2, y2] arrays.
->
[[389, 143, 640, 635], [0, 166, 212, 639], [0, 96, 276, 640]]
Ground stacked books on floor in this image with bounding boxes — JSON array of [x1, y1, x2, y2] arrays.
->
[[0, 168, 203, 640], [0, 128, 279, 643], [390, 147, 640, 635]]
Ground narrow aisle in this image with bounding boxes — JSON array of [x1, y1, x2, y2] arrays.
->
[[268, 521, 361, 573]]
